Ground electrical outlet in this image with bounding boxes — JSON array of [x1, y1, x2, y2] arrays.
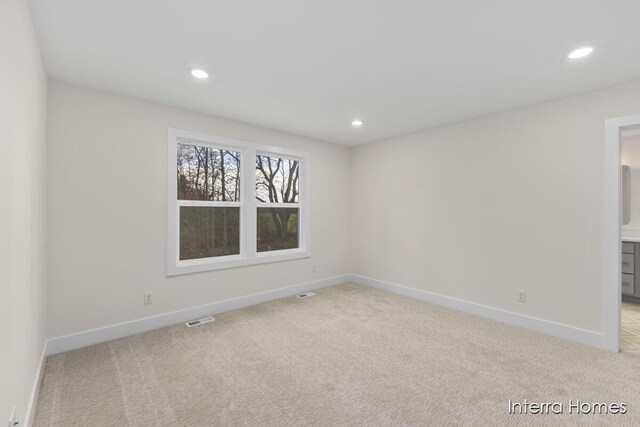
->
[[8, 406, 17, 427], [517, 290, 527, 303], [144, 291, 152, 305], [312, 264, 317, 273]]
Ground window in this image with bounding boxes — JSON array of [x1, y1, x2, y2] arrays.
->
[[167, 128, 309, 275], [256, 154, 300, 252]]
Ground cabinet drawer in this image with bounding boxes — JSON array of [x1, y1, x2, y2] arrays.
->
[[622, 253, 635, 274], [623, 242, 635, 254], [622, 274, 635, 295]]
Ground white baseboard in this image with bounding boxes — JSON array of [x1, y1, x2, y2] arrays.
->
[[24, 343, 47, 427], [349, 274, 605, 349], [46, 272, 605, 357], [46, 274, 350, 355]]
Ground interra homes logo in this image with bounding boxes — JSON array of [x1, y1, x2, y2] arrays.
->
[[508, 400, 627, 415]]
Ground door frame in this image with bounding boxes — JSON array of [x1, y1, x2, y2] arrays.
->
[[604, 114, 640, 352]]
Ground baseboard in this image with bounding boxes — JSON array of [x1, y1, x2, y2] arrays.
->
[[24, 343, 47, 427], [46, 274, 350, 355], [349, 274, 605, 349], [45, 272, 605, 356]]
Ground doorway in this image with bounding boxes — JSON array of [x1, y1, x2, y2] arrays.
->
[[604, 115, 640, 352], [620, 128, 640, 353]]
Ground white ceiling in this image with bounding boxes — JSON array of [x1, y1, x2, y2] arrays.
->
[[29, 0, 640, 145]]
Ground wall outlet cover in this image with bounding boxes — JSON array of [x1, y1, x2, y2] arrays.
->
[[517, 290, 527, 303]]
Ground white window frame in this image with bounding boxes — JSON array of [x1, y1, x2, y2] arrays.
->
[[167, 128, 310, 276]]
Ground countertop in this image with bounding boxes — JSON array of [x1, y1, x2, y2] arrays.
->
[[622, 229, 640, 242]]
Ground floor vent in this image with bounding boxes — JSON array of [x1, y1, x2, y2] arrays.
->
[[186, 316, 215, 327], [296, 292, 316, 299]]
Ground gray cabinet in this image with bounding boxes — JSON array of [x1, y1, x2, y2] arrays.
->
[[622, 253, 635, 274], [622, 274, 635, 295], [622, 241, 640, 302]]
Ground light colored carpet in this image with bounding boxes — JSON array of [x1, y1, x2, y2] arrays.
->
[[34, 283, 640, 426]]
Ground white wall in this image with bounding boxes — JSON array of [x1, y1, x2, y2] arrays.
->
[[47, 82, 350, 338], [0, 0, 48, 424], [351, 80, 640, 335], [621, 134, 640, 231]]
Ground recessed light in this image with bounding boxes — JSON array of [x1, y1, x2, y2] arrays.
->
[[351, 120, 363, 127], [190, 68, 209, 79], [567, 46, 593, 59]]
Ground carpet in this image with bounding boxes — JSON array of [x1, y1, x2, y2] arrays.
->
[[34, 283, 640, 426]]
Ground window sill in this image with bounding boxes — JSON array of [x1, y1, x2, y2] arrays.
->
[[167, 249, 310, 276]]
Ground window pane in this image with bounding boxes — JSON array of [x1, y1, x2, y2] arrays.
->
[[177, 143, 240, 201], [255, 155, 299, 203], [180, 207, 240, 260], [257, 207, 299, 252]]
